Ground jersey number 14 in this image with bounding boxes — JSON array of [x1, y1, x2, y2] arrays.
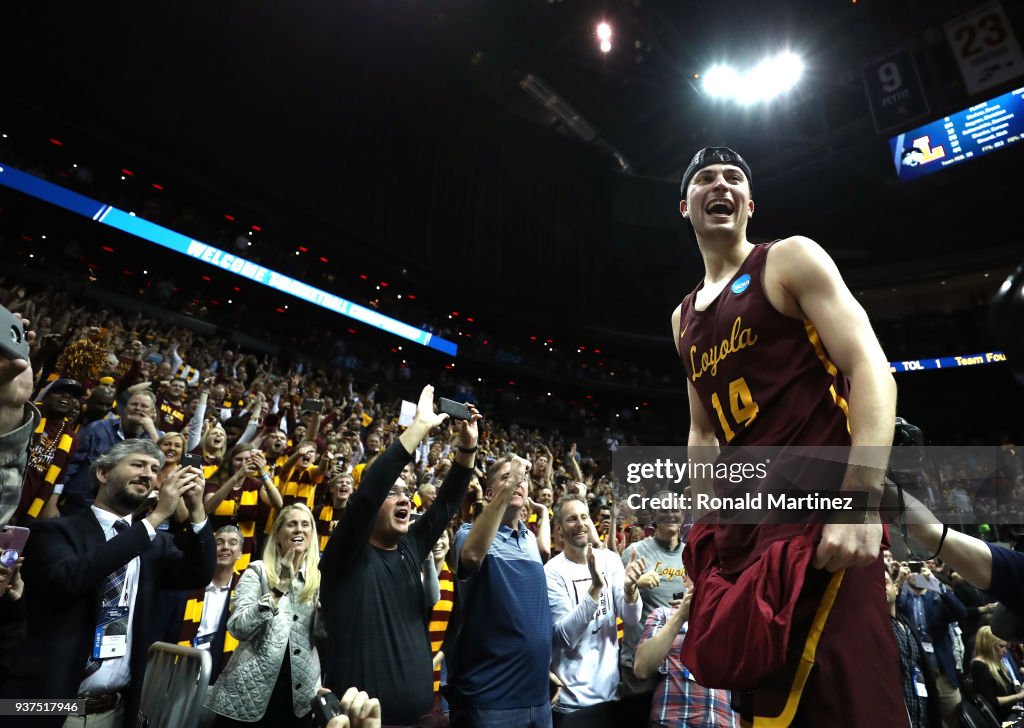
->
[[710, 377, 759, 442]]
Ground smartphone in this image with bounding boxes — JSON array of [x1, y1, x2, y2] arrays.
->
[[300, 398, 325, 414], [438, 398, 472, 421], [180, 453, 203, 469], [0, 305, 30, 360], [0, 526, 30, 590], [909, 561, 923, 573]]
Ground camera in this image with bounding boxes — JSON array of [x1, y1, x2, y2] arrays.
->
[[310, 692, 342, 728]]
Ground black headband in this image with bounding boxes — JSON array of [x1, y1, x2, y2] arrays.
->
[[680, 146, 752, 198]]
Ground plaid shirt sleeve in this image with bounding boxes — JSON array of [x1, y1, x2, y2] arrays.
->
[[644, 606, 740, 728], [641, 606, 671, 676], [0, 404, 40, 528]]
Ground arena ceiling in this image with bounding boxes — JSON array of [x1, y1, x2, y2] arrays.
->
[[3, 0, 1022, 334]]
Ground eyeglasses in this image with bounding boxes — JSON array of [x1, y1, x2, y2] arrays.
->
[[386, 487, 411, 499]]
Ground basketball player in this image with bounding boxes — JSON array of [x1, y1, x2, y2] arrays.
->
[[671, 147, 906, 725]]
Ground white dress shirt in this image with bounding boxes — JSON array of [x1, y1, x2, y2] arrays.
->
[[196, 582, 232, 649]]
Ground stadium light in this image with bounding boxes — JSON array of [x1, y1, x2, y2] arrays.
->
[[702, 64, 740, 99], [597, 21, 612, 53], [702, 51, 804, 104]]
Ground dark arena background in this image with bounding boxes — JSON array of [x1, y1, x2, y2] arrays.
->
[[1, 1, 1023, 727]]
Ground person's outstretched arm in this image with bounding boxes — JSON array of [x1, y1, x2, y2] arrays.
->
[[320, 386, 447, 578], [0, 312, 38, 528], [457, 457, 527, 578]]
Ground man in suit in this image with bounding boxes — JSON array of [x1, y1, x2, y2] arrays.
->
[[10, 438, 215, 728], [897, 569, 968, 728]]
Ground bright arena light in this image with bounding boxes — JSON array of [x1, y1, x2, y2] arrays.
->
[[596, 22, 612, 40], [600, 38, 612, 53], [702, 52, 804, 104], [702, 64, 740, 99]]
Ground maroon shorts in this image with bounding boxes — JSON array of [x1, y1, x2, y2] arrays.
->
[[682, 523, 908, 726]]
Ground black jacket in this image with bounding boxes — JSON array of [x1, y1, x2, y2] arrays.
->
[[5, 509, 215, 726]]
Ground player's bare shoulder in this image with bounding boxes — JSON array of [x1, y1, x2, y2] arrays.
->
[[766, 235, 828, 273], [764, 236, 843, 317]]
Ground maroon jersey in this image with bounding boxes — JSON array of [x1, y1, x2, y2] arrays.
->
[[677, 243, 904, 725], [679, 241, 855, 574], [156, 396, 188, 433], [678, 242, 850, 448]]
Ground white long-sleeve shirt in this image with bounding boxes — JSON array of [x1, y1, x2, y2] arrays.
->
[[545, 548, 642, 712]]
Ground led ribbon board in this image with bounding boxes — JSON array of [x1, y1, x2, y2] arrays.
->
[[889, 351, 1008, 373], [0, 163, 457, 356], [889, 84, 1024, 181]]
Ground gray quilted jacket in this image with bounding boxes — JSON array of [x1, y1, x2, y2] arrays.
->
[[205, 560, 322, 720]]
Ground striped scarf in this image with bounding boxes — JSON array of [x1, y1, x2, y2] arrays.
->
[[177, 571, 242, 656], [175, 362, 199, 385], [209, 479, 261, 571], [314, 503, 341, 553], [20, 415, 76, 522], [281, 466, 322, 510], [429, 562, 455, 696], [265, 466, 323, 535]]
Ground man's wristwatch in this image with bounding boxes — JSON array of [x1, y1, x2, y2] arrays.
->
[[457, 445, 478, 454]]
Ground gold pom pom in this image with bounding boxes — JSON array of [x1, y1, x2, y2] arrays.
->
[[55, 339, 110, 385]]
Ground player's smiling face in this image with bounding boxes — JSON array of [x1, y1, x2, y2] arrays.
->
[[683, 163, 753, 236]]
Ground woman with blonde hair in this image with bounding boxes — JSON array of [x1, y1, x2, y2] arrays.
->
[[207, 503, 322, 727], [155, 432, 187, 488], [970, 625, 1024, 721], [185, 386, 263, 477], [189, 421, 229, 479], [137, 432, 190, 524]]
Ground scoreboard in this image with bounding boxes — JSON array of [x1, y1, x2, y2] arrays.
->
[[889, 84, 1024, 181]]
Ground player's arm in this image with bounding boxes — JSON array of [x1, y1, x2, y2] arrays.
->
[[769, 237, 896, 477], [768, 236, 896, 570], [673, 304, 719, 505]]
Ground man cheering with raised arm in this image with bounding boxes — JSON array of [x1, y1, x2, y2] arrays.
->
[[445, 455, 552, 728], [319, 385, 480, 727]]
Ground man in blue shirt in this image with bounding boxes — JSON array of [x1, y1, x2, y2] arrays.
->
[[448, 455, 552, 728], [63, 390, 162, 513]]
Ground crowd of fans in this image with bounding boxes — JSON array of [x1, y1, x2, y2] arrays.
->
[[0, 270, 1022, 728]]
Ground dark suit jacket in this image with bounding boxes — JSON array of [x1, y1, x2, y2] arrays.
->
[[6, 509, 215, 726], [897, 586, 969, 688]]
